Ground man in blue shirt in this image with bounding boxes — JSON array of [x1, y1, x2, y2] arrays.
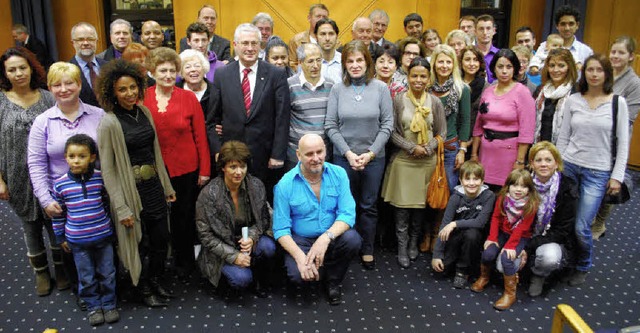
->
[[273, 134, 361, 305]]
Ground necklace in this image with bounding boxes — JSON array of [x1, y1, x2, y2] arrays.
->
[[352, 84, 365, 102], [303, 174, 321, 185], [125, 108, 139, 122]]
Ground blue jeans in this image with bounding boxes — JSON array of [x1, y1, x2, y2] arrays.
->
[[443, 140, 460, 192], [334, 155, 385, 256], [482, 231, 529, 276], [69, 239, 116, 312], [221, 236, 276, 289], [563, 161, 610, 271]]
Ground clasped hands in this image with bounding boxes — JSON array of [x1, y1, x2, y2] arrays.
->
[[345, 151, 373, 171], [233, 237, 254, 268], [296, 234, 331, 281]]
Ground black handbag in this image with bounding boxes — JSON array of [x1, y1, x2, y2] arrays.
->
[[603, 95, 632, 205]]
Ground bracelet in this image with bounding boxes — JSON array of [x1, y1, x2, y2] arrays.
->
[[368, 151, 376, 159], [458, 147, 467, 153], [515, 160, 525, 165]]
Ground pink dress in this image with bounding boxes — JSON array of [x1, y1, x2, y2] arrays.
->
[[472, 83, 535, 186]]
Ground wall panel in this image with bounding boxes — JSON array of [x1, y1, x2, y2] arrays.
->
[[51, 0, 106, 62], [0, 0, 13, 53]]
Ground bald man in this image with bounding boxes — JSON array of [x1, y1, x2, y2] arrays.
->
[[273, 134, 361, 306], [338, 17, 381, 58], [141, 21, 164, 50]]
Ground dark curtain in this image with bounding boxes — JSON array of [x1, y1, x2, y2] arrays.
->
[[10, 0, 58, 62], [542, 0, 588, 41]]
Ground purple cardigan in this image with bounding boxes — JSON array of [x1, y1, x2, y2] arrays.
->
[[28, 101, 105, 209]]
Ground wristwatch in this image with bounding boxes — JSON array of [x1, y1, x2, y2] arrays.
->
[[325, 231, 335, 241]]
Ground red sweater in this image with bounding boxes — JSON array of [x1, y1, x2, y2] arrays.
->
[[144, 86, 210, 178], [487, 195, 537, 250]]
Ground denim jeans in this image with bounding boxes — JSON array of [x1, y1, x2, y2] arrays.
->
[[531, 242, 564, 277], [562, 161, 611, 272], [221, 236, 276, 289], [482, 231, 529, 276], [443, 140, 460, 192], [334, 155, 385, 256], [69, 239, 116, 312]]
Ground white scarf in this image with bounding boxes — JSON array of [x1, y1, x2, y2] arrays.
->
[[534, 82, 573, 143]]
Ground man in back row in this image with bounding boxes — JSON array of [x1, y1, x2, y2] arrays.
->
[[97, 19, 131, 61], [288, 3, 329, 68], [179, 5, 231, 63]]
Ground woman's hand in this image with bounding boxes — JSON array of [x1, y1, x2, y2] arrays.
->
[[61, 241, 71, 253], [358, 152, 373, 167], [198, 176, 210, 187], [512, 161, 525, 170], [166, 193, 177, 203], [233, 252, 251, 267], [483, 240, 498, 250], [470, 155, 479, 162], [120, 216, 135, 228], [455, 151, 465, 169], [0, 179, 9, 200], [501, 248, 517, 260], [606, 178, 622, 195], [431, 258, 445, 272], [412, 145, 427, 158], [238, 237, 254, 254], [44, 202, 63, 218], [215, 124, 223, 136], [345, 151, 363, 171]]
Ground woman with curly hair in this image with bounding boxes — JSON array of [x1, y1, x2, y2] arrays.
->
[[0, 47, 57, 296], [95, 59, 176, 307]]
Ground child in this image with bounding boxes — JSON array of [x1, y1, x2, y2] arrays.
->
[[52, 134, 118, 326], [470, 169, 540, 311], [529, 34, 565, 75], [431, 161, 496, 289]]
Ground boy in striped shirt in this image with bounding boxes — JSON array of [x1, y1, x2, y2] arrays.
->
[[52, 134, 118, 326]]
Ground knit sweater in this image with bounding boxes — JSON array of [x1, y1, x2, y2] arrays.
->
[[613, 67, 640, 125], [52, 169, 113, 245], [432, 185, 496, 259], [325, 79, 394, 157]]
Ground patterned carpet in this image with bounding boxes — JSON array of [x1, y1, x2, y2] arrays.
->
[[0, 172, 638, 332]]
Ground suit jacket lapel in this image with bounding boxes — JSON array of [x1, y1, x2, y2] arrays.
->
[[248, 61, 267, 120]]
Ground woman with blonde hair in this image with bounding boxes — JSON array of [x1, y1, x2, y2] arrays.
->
[[445, 29, 472, 57]]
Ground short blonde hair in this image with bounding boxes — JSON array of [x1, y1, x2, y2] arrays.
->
[[529, 141, 564, 172], [146, 47, 181, 73], [47, 62, 81, 87]]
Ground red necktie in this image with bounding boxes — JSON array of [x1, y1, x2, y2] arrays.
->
[[242, 68, 252, 116], [87, 61, 98, 92]]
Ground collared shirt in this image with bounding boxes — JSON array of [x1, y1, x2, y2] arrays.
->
[[273, 162, 356, 240], [74, 55, 100, 88], [483, 44, 500, 83], [535, 37, 593, 66], [299, 71, 326, 91], [321, 51, 342, 84], [27, 101, 105, 208], [238, 61, 259, 100]]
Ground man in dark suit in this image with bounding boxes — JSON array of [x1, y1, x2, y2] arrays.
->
[[97, 19, 132, 61], [208, 23, 290, 199], [12, 24, 53, 69], [369, 9, 394, 48], [179, 5, 231, 63], [69, 22, 106, 108]]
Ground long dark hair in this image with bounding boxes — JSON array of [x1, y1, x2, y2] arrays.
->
[[0, 47, 47, 91], [489, 49, 520, 82], [578, 54, 614, 94]]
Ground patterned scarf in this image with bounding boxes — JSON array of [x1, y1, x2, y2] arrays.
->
[[408, 91, 431, 145], [533, 171, 561, 236], [430, 77, 460, 117], [504, 193, 529, 230]]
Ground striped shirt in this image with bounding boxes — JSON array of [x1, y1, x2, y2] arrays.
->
[[287, 73, 334, 165], [52, 169, 113, 245]]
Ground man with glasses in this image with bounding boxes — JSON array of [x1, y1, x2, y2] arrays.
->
[[69, 22, 105, 107], [186, 22, 224, 83], [208, 23, 290, 200], [97, 19, 132, 61], [369, 9, 393, 48]]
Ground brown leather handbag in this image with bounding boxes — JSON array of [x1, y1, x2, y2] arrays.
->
[[427, 135, 450, 209]]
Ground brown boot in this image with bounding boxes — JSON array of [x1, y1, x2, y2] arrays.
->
[[470, 263, 491, 293], [419, 233, 431, 253], [429, 220, 442, 253], [494, 274, 519, 310], [29, 253, 52, 296], [52, 249, 70, 291]]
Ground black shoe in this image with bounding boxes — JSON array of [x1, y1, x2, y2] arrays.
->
[[253, 280, 268, 298], [142, 294, 168, 307], [151, 279, 174, 299], [76, 296, 88, 311], [452, 271, 469, 289], [327, 285, 342, 305], [361, 257, 376, 270]]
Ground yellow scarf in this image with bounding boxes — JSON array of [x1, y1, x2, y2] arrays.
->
[[408, 91, 431, 145]]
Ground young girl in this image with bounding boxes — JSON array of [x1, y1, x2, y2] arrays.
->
[[470, 169, 540, 310]]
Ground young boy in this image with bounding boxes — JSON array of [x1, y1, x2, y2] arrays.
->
[[529, 34, 565, 75], [52, 134, 118, 326], [431, 161, 496, 289]]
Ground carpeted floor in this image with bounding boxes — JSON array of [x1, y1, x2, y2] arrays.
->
[[0, 173, 638, 332]]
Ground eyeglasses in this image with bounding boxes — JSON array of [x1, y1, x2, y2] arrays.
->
[[239, 40, 260, 48], [73, 37, 97, 43]]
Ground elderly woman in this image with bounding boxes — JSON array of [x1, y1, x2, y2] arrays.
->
[[445, 29, 472, 58], [374, 44, 405, 98], [381, 57, 445, 268], [96, 59, 176, 307], [533, 48, 578, 144], [122, 42, 155, 87], [196, 140, 275, 297], [0, 47, 56, 296], [391, 37, 427, 90], [522, 141, 578, 297], [27, 62, 105, 299], [556, 54, 629, 287], [265, 36, 295, 77], [143, 47, 210, 280], [471, 49, 536, 190], [325, 40, 393, 269]]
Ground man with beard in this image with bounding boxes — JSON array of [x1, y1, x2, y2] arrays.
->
[[69, 22, 106, 107], [315, 18, 341, 84]]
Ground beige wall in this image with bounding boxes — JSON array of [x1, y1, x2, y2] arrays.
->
[[51, 0, 106, 62], [0, 0, 15, 52]]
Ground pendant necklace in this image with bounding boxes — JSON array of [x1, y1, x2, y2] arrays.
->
[[353, 84, 365, 102], [125, 108, 139, 122]]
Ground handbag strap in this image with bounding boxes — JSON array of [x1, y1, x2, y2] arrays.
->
[[610, 95, 619, 170]]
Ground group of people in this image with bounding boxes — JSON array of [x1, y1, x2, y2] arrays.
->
[[0, 2, 636, 327]]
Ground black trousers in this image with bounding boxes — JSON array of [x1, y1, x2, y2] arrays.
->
[[169, 171, 199, 270]]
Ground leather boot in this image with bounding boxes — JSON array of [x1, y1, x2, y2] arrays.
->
[[528, 274, 545, 297], [395, 209, 410, 268], [29, 253, 51, 296], [408, 214, 421, 261], [494, 274, 519, 310], [470, 263, 491, 293], [139, 281, 168, 307], [419, 233, 431, 253], [150, 278, 174, 299], [430, 218, 442, 253], [52, 249, 70, 291], [591, 203, 611, 240]]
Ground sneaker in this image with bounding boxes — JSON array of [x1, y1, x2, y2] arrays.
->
[[88, 309, 104, 326], [452, 271, 469, 289], [103, 309, 120, 324], [568, 270, 588, 287]]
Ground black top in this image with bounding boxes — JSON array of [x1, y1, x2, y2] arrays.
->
[[539, 98, 558, 142], [113, 104, 156, 166]]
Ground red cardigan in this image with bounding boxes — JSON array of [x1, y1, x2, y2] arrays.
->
[[144, 86, 210, 178], [487, 195, 537, 250]]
